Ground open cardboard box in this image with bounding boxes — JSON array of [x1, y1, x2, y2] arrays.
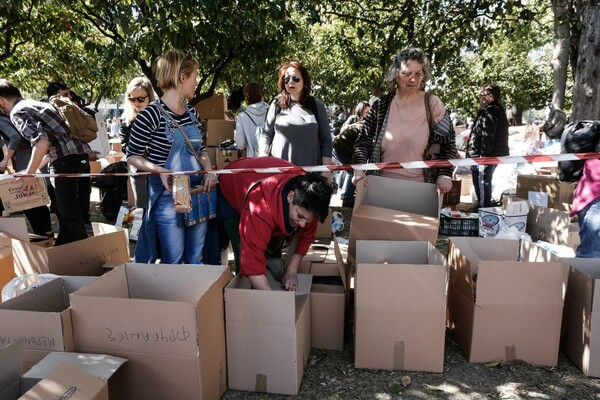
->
[[0, 218, 30, 296], [0, 339, 23, 400], [0, 276, 96, 372], [526, 205, 572, 246], [560, 258, 600, 377], [21, 352, 126, 395], [11, 223, 129, 276], [447, 237, 568, 366], [69, 263, 229, 400], [348, 176, 441, 264], [354, 240, 448, 372], [225, 273, 312, 395], [516, 174, 575, 212], [0, 177, 49, 215], [299, 238, 350, 351]]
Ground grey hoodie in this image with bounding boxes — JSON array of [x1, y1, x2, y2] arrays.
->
[[235, 101, 269, 157]]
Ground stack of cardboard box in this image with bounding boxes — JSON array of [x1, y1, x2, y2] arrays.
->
[[194, 93, 236, 169]]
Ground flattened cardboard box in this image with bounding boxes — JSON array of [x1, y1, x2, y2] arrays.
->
[[0, 177, 49, 214], [0, 339, 23, 400], [354, 240, 447, 372], [21, 352, 126, 394], [560, 258, 600, 377], [0, 276, 96, 372], [447, 237, 568, 366], [19, 363, 108, 400], [348, 176, 440, 264], [70, 263, 230, 400], [303, 238, 350, 351], [11, 223, 129, 276], [225, 274, 312, 395]]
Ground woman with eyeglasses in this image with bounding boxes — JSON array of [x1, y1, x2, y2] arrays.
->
[[352, 47, 457, 194], [120, 77, 156, 208], [126, 49, 217, 264], [259, 61, 333, 173]]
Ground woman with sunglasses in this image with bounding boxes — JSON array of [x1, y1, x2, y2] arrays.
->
[[120, 77, 156, 208], [259, 61, 333, 172], [352, 47, 457, 194], [126, 49, 217, 264]]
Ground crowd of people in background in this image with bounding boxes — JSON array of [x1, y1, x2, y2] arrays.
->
[[0, 45, 597, 292]]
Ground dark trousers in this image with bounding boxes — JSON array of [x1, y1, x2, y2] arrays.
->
[[22, 205, 53, 237], [471, 164, 497, 208], [49, 154, 91, 245]]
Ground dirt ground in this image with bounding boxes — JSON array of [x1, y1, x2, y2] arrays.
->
[[81, 197, 600, 400]]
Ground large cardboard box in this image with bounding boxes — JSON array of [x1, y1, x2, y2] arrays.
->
[[354, 240, 448, 372], [225, 274, 312, 395], [561, 258, 600, 377], [194, 93, 228, 119], [348, 176, 441, 263], [21, 352, 126, 394], [0, 219, 38, 300], [0, 339, 23, 400], [204, 119, 235, 147], [0, 276, 96, 372], [447, 237, 568, 366], [516, 174, 576, 211], [11, 223, 129, 276], [70, 264, 229, 400], [0, 177, 50, 214], [216, 148, 246, 170], [19, 363, 108, 400], [526, 205, 572, 245], [300, 238, 350, 351]]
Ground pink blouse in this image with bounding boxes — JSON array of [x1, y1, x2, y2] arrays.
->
[[570, 158, 600, 217]]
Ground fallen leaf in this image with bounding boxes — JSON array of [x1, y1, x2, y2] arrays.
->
[[401, 376, 411, 387], [485, 361, 502, 368]]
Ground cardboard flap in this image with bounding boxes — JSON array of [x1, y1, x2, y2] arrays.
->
[[0, 277, 65, 312], [447, 239, 476, 300], [19, 363, 108, 400], [363, 175, 439, 218], [0, 338, 23, 394], [11, 238, 50, 275], [563, 258, 600, 312], [333, 237, 349, 291], [476, 261, 566, 306], [356, 240, 430, 265], [0, 217, 29, 242]]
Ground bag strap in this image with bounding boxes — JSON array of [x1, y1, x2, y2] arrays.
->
[[155, 103, 203, 166], [242, 111, 259, 127], [424, 92, 434, 131]]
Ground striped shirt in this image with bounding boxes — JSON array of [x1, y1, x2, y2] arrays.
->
[[10, 98, 91, 162], [126, 100, 205, 167]]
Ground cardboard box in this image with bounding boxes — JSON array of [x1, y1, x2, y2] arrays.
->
[[442, 180, 462, 205], [204, 120, 235, 147], [315, 207, 332, 239], [19, 363, 108, 400], [561, 258, 600, 377], [216, 148, 240, 170], [526, 205, 572, 245], [348, 176, 441, 263], [0, 339, 23, 400], [302, 238, 350, 351], [205, 146, 217, 169], [11, 223, 129, 276], [0, 276, 96, 372], [89, 161, 102, 174], [104, 153, 124, 164], [70, 263, 229, 400], [194, 93, 228, 120], [0, 177, 50, 214], [21, 352, 126, 394], [447, 237, 568, 366], [0, 220, 36, 299], [516, 174, 576, 211], [354, 240, 448, 372], [225, 274, 312, 395]]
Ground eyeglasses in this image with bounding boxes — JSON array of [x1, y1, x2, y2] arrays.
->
[[478, 93, 490, 98], [284, 75, 301, 85], [128, 96, 149, 103], [399, 71, 424, 80]]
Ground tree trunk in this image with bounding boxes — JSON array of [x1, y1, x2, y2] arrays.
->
[[550, 0, 571, 111], [507, 105, 523, 126], [571, 1, 600, 120]]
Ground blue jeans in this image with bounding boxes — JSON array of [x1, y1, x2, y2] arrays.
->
[[471, 164, 497, 207], [154, 189, 207, 264], [576, 197, 600, 258]]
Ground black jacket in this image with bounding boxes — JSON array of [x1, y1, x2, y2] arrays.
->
[[467, 100, 509, 158]]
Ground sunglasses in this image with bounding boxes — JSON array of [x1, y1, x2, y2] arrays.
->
[[128, 95, 149, 103], [284, 75, 301, 85], [478, 93, 490, 98]]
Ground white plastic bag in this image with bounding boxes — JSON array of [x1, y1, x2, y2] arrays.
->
[[2, 274, 60, 302]]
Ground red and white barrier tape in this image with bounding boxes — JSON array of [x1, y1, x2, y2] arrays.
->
[[5, 152, 600, 179]]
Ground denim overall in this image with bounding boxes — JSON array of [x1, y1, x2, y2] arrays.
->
[[135, 106, 206, 264]]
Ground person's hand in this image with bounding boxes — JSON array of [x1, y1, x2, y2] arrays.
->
[[281, 271, 298, 292], [160, 171, 173, 192], [436, 176, 453, 194], [352, 170, 368, 186], [0, 159, 7, 174], [203, 171, 218, 192], [16, 175, 37, 194]]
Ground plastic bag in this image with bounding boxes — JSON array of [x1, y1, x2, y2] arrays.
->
[[2, 274, 60, 302]]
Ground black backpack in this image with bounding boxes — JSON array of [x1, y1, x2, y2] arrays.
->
[[558, 120, 600, 182], [332, 122, 364, 165]]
